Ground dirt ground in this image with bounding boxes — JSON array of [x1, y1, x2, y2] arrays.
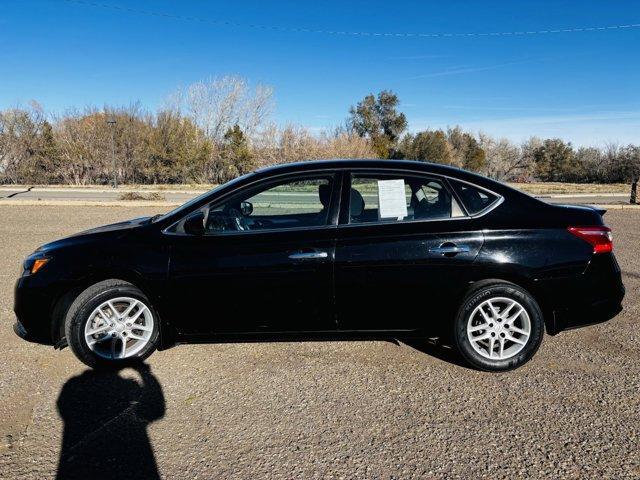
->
[[0, 206, 638, 479]]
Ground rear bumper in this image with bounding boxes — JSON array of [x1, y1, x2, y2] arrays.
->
[[549, 287, 624, 334], [543, 253, 625, 335]]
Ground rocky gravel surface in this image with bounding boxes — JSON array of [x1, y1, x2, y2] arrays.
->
[[0, 206, 638, 479]]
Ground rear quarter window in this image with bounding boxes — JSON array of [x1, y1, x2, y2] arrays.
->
[[450, 180, 500, 215]]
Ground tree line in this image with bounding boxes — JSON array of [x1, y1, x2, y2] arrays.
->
[[0, 77, 373, 186], [348, 91, 639, 192], [1, 78, 638, 200]]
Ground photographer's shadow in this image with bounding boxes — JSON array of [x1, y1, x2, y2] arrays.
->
[[56, 363, 165, 480]]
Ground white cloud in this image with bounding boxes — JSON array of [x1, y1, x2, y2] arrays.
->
[[407, 60, 534, 80]]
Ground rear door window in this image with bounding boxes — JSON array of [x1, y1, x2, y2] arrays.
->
[[349, 174, 465, 224]]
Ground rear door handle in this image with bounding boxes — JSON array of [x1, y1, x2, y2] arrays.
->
[[428, 243, 471, 255], [288, 251, 329, 260]]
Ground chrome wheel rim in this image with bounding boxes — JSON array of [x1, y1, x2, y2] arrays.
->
[[84, 297, 154, 360], [467, 297, 531, 360]]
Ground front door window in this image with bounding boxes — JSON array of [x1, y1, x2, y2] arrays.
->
[[204, 176, 333, 234]]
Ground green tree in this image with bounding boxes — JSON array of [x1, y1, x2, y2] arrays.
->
[[532, 139, 581, 182], [348, 90, 407, 158], [0, 105, 61, 184], [447, 127, 486, 171], [400, 130, 454, 165], [216, 125, 255, 182], [32, 120, 61, 182], [145, 111, 210, 183]]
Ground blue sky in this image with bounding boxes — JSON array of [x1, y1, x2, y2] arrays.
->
[[1, 0, 639, 146]]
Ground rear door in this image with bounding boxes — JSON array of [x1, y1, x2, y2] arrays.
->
[[334, 170, 487, 333]]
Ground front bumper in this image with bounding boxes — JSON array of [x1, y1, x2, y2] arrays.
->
[[13, 320, 29, 340], [13, 275, 61, 345], [12, 315, 53, 345]]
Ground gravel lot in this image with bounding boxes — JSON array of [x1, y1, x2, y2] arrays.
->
[[0, 206, 638, 479]]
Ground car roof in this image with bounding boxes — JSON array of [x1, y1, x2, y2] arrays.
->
[[254, 159, 510, 194], [257, 158, 460, 174]]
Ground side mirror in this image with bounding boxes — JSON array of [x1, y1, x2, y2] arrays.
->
[[240, 201, 253, 216], [184, 211, 205, 236]]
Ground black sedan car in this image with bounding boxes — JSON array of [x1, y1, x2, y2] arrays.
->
[[14, 160, 624, 371]]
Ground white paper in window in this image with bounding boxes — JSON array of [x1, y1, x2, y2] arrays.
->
[[377, 179, 408, 220]]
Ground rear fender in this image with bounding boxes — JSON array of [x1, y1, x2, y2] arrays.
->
[[463, 276, 556, 335]]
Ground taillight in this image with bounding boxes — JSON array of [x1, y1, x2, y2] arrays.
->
[[568, 226, 613, 254]]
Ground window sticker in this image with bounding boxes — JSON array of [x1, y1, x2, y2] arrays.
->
[[377, 179, 408, 220]]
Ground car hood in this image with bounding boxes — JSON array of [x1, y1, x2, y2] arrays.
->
[[37, 216, 151, 252], [70, 216, 152, 236]]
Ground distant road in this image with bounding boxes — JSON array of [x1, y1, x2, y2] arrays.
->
[[0, 186, 631, 206], [0, 187, 199, 204]]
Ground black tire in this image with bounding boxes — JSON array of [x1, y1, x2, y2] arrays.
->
[[65, 279, 159, 369], [453, 282, 544, 371]]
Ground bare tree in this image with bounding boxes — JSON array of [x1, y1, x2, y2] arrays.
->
[[54, 108, 109, 185], [574, 147, 604, 182], [0, 101, 56, 184], [169, 76, 274, 143], [478, 133, 528, 181], [253, 124, 375, 169]]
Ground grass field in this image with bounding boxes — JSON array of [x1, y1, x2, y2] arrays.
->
[[509, 182, 630, 195]]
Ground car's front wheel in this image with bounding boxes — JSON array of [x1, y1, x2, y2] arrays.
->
[[453, 282, 544, 371], [65, 280, 159, 369]]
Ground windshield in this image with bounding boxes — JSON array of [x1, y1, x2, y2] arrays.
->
[[152, 172, 256, 223]]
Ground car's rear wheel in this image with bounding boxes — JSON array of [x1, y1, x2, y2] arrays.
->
[[453, 282, 544, 371], [65, 280, 159, 369]]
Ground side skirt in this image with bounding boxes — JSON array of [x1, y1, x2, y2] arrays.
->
[[172, 329, 423, 346]]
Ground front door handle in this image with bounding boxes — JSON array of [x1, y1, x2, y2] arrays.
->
[[288, 251, 329, 260], [428, 243, 471, 255]]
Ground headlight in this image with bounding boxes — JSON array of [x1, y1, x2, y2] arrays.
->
[[23, 254, 51, 275]]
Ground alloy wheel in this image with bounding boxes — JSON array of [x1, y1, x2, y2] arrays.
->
[[83, 296, 154, 360], [466, 297, 531, 360]]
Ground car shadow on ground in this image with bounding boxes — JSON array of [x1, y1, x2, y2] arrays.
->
[[399, 337, 474, 370], [56, 363, 165, 480], [199, 331, 473, 370]]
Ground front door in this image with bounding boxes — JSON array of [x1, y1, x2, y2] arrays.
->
[[167, 173, 339, 335], [334, 171, 485, 333]]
